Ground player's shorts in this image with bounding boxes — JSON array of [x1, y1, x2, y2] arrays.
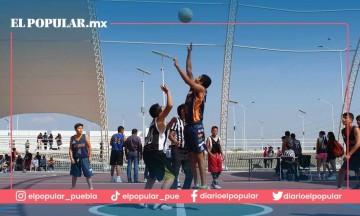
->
[[110, 150, 124, 166], [143, 150, 176, 181], [184, 123, 206, 153], [70, 157, 93, 177]]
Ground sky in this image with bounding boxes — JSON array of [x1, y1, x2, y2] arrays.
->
[[2, 0, 360, 144]]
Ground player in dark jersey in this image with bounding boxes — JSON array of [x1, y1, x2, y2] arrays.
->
[[337, 113, 360, 189], [173, 42, 212, 189], [141, 85, 176, 210], [69, 123, 93, 189]]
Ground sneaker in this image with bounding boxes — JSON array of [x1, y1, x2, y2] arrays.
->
[[139, 203, 148, 208], [143, 179, 147, 183], [214, 184, 222, 189], [198, 185, 210, 190], [116, 176, 122, 183], [211, 182, 222, 189], [110, 176, 115, 183]]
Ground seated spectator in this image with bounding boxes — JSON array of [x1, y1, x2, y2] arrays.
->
[[32, 156, 39, 171], [0, 155, 4, 172], [15, 155, 24, 171], [3, 154, 10, 173], [40, 156, 47, 171], [24, 151, 33, 171], [48, 157, 55, 171]]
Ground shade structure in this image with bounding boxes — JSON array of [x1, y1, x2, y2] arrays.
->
[[0, 0, 103, 126]]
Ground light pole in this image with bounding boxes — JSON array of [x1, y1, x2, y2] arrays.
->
[[137, 67, 151, 145], [298, 110, 307, 145], [152, 50, 173, 106], [259, 121, 264, 149], [229, 100, 238, 150], [239, 101, 255, 151], [318, 37, 344, 103], [317, 98, 335, 132]]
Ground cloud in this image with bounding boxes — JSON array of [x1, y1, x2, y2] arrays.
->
[[32, 116, 55, 123]]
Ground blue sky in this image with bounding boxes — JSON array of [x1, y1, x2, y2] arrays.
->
[[3, 0, 360, 142]]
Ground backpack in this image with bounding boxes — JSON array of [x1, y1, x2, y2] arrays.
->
[[332, 140, 344, 158]]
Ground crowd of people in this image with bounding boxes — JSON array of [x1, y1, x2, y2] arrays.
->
[[0, 148, 56, 173], [268, 112, 360, 190], [36, 132, 62, 150]]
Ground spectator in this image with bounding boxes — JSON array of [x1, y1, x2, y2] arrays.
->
[[15, 155, 24, 171], [326, 131, 338, 180], [48, 157, 55, 171], [32, 156, 39, 171], [37, 133, 43, 150], [267, 146, 275, 168], [25, 140, 30, 151], [35, 152, 41, 167], [0, 155, 4, 172], [55, 133, 62, 150], [263, 147, 268, 168], [315, 131, 328, 180], [49, 134, 54, 150], [24, 151, 32, 171], [43, 132, 49, 150], [124, 128, 142, 183], [40, 156, 47, 171]]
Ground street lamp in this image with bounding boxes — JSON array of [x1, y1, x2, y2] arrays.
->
[[137, 67, 151, 145], [298, 110, 307, 145], [259, 121, 264, 149], [239, 101, 255, 151], [229, 100, 238, 150], [318, 37, 344, 103], [317, 98, 335, 132], [152, 50, 173, 106]]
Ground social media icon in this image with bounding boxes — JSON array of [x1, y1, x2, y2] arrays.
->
[[16, 191, 27, 202], [272, 191, 283, 201], [111, 190, 120, 201], [191, 190, 198, 203]]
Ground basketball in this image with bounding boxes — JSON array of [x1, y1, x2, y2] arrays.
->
[[178, 8, 193, 23]]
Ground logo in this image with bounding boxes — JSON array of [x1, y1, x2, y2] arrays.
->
[[191, 190, 198, 202], [16, 191, 27, 202], [111, 190, 121, 201], [272, 191, 283, 201]]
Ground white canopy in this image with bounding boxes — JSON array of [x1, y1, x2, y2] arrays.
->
[[0, 0, 102, 125]]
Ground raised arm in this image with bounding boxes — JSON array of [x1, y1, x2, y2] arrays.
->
[[157, 85, 173, 125], [186, 42, 193, 80], [174, 58, 205, 96]]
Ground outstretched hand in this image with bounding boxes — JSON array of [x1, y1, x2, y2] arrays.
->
[[160, 84, 169, 94], [173, 57, 179, 67], [187, 42, 192, 52]]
